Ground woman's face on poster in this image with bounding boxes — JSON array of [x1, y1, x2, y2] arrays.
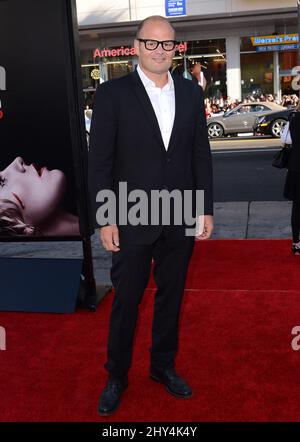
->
[[0, 156, 66, 225]]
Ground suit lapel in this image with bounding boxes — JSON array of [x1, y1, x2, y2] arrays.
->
[[166, 74, 183, 155], [130, 70, 166, 156]]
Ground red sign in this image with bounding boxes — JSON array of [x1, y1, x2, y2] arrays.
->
[[93, 42, 187, 59], [94, 47, 136, 58]]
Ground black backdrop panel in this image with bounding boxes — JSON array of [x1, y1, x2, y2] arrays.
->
[[0, 257, 83, 313], [0, 0, 85, 239]]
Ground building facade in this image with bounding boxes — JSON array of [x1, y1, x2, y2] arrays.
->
[[77, 0, 298, 102]]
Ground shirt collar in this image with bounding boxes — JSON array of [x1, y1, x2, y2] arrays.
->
[[137, 64, 174, 91]]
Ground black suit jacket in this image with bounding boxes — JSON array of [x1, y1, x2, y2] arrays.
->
[[88, 68, 213, 244]]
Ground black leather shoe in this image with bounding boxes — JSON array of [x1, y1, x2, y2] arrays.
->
[[98, 376, 128, 416], [150, 367, 192, 398]]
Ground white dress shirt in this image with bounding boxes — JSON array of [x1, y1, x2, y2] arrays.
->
[[137, 64, 175, 150]]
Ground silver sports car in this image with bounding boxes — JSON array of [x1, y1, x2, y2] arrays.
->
[[207, 102, 286, 138]]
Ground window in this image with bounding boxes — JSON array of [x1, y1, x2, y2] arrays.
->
[[236, 105, 251, 114], [250, 105, 269, 112]]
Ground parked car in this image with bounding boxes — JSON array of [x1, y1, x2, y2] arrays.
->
[[253, 107, 294, 138], [207, 102, 285, 138]]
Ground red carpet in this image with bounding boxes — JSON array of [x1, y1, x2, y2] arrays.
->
[[0, 239, 300, 422]]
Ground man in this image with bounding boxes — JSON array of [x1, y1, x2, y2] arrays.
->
[[191, 62, 207, 91], [88, 15, 213, 416]]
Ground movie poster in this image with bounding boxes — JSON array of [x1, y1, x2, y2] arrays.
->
[[0, 0, 84, 239]]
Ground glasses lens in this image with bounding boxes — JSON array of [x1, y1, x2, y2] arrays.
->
[[162, 41, 176, 51], [145, 40, 158, 50]]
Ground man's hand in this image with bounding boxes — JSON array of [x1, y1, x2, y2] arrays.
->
[[195, 215, 214, 240], [99, 225, 120, 252]]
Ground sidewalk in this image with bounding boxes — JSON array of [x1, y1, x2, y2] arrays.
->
[[212, 201, 292, 239], [0, 201, 292, 285]]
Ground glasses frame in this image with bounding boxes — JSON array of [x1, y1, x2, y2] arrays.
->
[[137, 38, 179, 51]]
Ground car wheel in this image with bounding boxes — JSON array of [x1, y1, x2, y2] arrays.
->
[[207, 123, 224, 138], [270, 119, 287, 138]]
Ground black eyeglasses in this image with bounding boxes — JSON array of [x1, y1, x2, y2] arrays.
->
[[137, 39, 178, 51]]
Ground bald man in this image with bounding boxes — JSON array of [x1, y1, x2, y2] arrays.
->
[[88, 15, 213, 416]]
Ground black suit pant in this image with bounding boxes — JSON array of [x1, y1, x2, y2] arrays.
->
[[104, 228, 195, 377]]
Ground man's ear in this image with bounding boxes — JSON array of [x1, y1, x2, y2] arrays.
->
[[133, 39, 139, 56]]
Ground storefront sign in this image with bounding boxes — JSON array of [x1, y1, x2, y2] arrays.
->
[[94, 46, 136, 58], [256, 44, 298, 52], [93, 42, 187, 59], [251, 34, 298, 46], [165, 0, 186, 17]]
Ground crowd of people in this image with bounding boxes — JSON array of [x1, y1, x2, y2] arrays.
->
[[85, 90, 298, 120], [204, 93, 298, 118]]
